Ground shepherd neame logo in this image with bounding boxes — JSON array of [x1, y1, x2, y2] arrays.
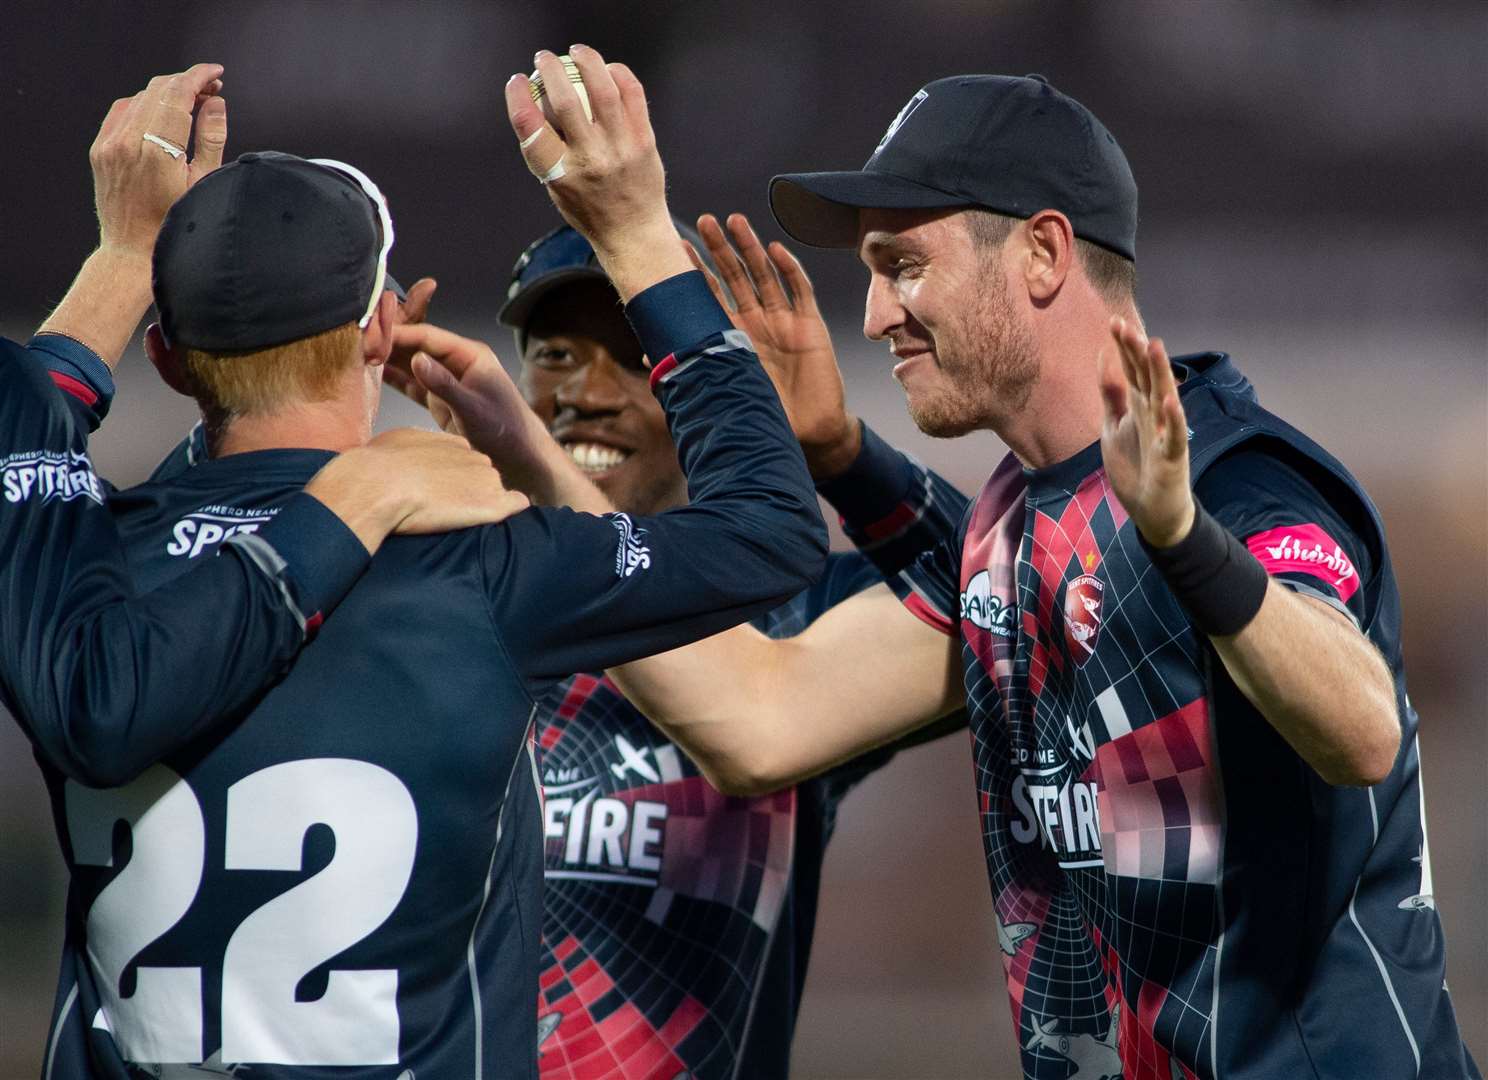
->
[[960, 570, 1016, 635], [2, 450, 103, 506]]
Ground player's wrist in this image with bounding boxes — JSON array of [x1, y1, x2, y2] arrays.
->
[[591, 216, 693, 302], [803, 413, 864, 482], [1139, 500, 1268, 637]]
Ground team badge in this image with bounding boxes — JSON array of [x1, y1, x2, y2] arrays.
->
[[1063, 556, 1104, 664]]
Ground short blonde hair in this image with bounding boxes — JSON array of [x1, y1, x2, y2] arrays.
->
[[182, 322, 361, 417]]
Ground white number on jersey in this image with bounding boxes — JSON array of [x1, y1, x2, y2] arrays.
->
[[65, 759, 419, 1065]]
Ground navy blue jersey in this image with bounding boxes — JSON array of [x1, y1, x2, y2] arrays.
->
[[35, 273, 830, 1080], [531, 425, 968, 1080], [1, 335, 368, 789], [892, 353, 1479, 1080]]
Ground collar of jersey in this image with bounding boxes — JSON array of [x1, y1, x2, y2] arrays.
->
[[174, 447, 337, 483]]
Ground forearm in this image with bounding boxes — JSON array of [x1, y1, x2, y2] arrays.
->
[[1211, 582, 1399, 786], [610, 586, 964, 795], [489, 409, 614, 513], [36, 246, 155, 370]]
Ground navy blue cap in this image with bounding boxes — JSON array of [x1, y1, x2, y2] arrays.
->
[[770, 75, 1137, 259], [497, 216, 710, 332], [153, 152, 393, 351]]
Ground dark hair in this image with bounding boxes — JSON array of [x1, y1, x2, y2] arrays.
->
[[965, 208, 1136, 303]]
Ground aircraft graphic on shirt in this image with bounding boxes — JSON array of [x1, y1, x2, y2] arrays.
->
[[538, 1010, 563, 1047], [995, 916, 1037, 956], [1024, 1002, 1121, 1080], [610, 733, 660, 784], [1399, 846, 1436, 911]]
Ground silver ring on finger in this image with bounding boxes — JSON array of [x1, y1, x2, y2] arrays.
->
[[142, 132, 185, 159]]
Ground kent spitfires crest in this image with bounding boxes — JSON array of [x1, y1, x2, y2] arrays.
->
[[1063, 553, 1104, 664]]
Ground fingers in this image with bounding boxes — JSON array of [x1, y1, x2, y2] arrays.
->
[[411, 351, 465, 403], [143, 63, 225, 148], [382, 361, 430, 409], [400, 278, 438, 325], [533, 49, 596, 146], [392, 321, 490, 381], [506, 74, 567, 180], [564, 44, 620, 129], [606, 61, 652, 143], [698, 213, 759, 312], [726, 213, 789, 310], [684, 240, 732, 313], [188, 95, 228, 181], [767, 239, 818, 313]]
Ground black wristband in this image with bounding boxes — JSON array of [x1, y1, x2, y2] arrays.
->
[[1139, 502, 1269, 637]]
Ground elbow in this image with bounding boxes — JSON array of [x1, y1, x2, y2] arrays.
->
[[705, 761, 792, 798], [778, 510, 830, 592], [1318, 701, 1401, 788], [52, 718, 150, 789], [58, 748, 144, 790], [694, 745, 795, 798]]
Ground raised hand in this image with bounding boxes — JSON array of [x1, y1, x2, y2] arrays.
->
[[90, 63, 230, 259], [389, 322, 610, 511], [382, 278, 457, 428], [1098, 316, 1195, 548], [690, 212, 861, 479], [504, 46, 692, 301], [38, 64, 231, 367]]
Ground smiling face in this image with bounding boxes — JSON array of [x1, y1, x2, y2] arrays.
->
[[517, 279, 689, 515], [858, 207, 1038, 438]]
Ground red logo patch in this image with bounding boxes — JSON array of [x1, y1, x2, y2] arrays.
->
[[1245, 524, 1359, 602], [1063, 573, 1105, 663]]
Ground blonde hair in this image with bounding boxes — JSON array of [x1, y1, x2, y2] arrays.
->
[[182, 322, 361, 418]]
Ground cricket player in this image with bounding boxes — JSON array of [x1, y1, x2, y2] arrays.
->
[[384, 208, 967, 1078], [30, 53, 827, 1079], [603, 74, 1481, 1078], [2, 65, 518, 793]]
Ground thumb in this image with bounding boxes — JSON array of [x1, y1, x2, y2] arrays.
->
[[412, 351, 463, 403], [189, 96, 228, 182]]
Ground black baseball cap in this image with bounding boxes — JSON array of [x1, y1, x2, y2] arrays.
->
[[497, 216, 709, 334], [154, 152, 396, 351], [770, 74, 1137, 259]]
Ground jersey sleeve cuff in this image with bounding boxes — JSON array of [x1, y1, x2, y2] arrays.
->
[[27, 333, 116, 428], [624, 271, 736, 379], [245, 493, 372, 636], [891, 572, 958, 637], [816, 421, 923, 540]]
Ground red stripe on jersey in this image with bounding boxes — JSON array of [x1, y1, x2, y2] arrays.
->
[[49, 371, 98, 406], [646, 353, 678, 390], [863, 500, 917, 541], [902, 591, 955, 636]]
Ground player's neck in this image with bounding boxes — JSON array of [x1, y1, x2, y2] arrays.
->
[[998, 302, 1143, 471], [207, 401, 372, 458]]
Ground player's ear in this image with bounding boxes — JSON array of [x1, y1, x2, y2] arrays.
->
[[361, 289, 399, 369], [145, 323, 194, 398], [1021, 209, 1076, 302]]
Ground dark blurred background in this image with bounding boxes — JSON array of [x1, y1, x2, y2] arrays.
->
[[1, 2, 1484, 1076]]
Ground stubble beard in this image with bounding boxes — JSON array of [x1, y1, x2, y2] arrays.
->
[[906, 265, 1039, 439]]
